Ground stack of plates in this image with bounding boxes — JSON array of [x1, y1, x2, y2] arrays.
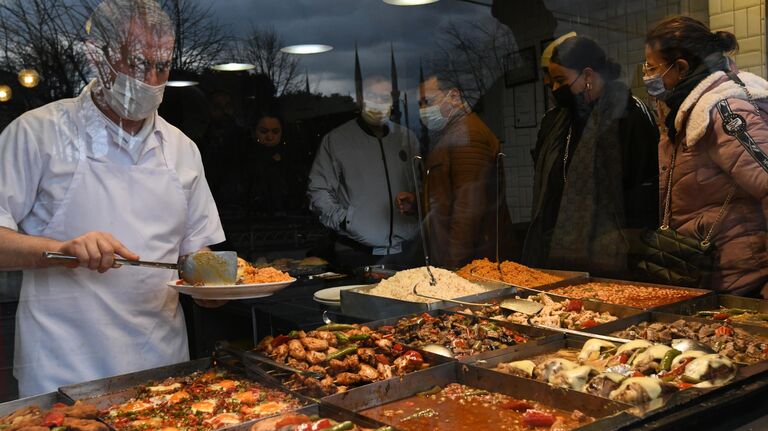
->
[[313, 285, 366, 307]]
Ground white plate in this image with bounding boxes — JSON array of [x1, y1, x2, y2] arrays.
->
[[313, 285, 369, 302], [313, 297, 342, 308], [167, 278, 296, 300]]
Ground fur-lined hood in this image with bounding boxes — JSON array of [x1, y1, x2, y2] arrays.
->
[[675, 71, 768, 145]]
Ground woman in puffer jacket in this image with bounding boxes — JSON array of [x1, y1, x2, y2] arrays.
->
[[644, 16, 768, 296]]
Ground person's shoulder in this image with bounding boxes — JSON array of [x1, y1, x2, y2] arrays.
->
[[12, 97, 77, 129], [155, 114, 196, 147]]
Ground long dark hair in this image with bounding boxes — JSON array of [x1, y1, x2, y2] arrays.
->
[[646, 16, 738, 70], [550, 36, 621, 81]]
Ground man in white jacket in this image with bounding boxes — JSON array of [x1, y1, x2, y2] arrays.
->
[[308, 75, 419, 268], [0, 0, 224, 396]]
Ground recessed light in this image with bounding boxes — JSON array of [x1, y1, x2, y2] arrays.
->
[[383, 0, 440, 5], [166, 80, 199, 87], [280, 44, 334, 55], [211, 63, 256, 72]]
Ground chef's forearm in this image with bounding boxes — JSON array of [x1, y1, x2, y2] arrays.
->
[[0, 226, 62, 270]]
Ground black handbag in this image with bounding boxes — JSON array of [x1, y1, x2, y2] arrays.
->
[[634, 139, 736, 288]]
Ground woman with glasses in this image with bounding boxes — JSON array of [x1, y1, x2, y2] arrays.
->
[[522, 36, 659, 277], [643, 17, 768, 296]]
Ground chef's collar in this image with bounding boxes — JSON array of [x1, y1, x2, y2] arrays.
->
[[356, 116, 390, 138]]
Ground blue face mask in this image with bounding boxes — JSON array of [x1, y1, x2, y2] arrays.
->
[[419, 104, 449, 131], [643, 64, 674, 101]]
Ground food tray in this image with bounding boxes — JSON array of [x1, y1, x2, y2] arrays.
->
[[536, 277, 713, 310], [321, 361, 633, 430], [58, 357, 313, 431], [448, 289, 644, 333], [654, 294, 768, 324], [362, 309, 563, 362], [340, 269, 587, 321], [0, 392, 71, 416]]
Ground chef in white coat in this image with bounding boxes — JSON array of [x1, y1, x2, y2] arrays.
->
[[0, 0, 225, 396]]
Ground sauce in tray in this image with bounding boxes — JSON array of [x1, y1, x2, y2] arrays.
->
[[361, 383, 594, 431], [546, 282, 701, 308]]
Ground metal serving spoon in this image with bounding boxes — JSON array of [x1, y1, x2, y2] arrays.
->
[[467, 266, 546, 315], [43, 250, 238, 285]]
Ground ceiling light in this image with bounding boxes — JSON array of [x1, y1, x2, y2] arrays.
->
[[211, 62, 256, 72], [280, 44, 333, 55], [18, 69, 40, 88], [0, 85, 11, 102], [383, 0, 440, 5], [166, 80, 199, 87]]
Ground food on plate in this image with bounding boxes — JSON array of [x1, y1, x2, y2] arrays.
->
[[364, 266, 496, 303], [361, 383, 594, 431], [255, 324, 434, 397], [462, 293, 619, 330], [0, 402, 106, 431], [546, 282, 702, 308], [251, 413, 392, 431], [456, 258, 564, 287], [237, 258, 292, 284], [376, 312, 529, 359], [696, 307, 768, 328], [103, 369, 301, 431], [612, 319, 768, 364]]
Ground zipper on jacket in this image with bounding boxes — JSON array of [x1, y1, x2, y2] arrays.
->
[[377, 137, 394, 254]]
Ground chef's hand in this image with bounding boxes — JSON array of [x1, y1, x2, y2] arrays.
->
[[55, 231, 139, 273], [396, 192, 416, 215]]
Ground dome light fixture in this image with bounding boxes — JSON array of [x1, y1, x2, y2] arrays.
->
[[18, 69, 40, 88], [383, 0, 440, 5], [280, 44, 333, 55], [210, 62, 256, 72], [0, 85, 12, 102], [166, 80, 199, 87]]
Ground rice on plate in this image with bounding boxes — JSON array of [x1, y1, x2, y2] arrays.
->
[[365, 266, 498, 303]]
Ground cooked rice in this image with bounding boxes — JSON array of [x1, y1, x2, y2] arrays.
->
[[365, 266, 497, 303]]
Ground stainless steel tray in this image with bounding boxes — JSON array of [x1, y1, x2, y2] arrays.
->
[[271, 403, 392, 429], [536, 277, 713, 310], [447, 289, 644, 333], [340, 269, 588, 321], [654, 294, 768, 324], [59, 357, 313, 431], [361, 309, 563, 363], [0, 392, 71, 416], [321, 361, 634, 430]]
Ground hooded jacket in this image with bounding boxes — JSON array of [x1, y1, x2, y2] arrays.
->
[[658, 70, 768, 296]]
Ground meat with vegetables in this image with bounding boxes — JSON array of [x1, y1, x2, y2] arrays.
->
[[0, 403, 106, 431]]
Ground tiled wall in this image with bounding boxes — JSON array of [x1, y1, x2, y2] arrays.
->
[[498, 0, 764, 223]]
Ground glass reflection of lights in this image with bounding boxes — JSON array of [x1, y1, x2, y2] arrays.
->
[[210, 62, 256, 72], [279, 44, 334, 55], [166, 80, 199, 87], [18, 69, 40, 88], [0, 85, 11, 102]]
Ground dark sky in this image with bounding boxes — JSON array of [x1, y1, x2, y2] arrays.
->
[[205, 0, 493, 97]]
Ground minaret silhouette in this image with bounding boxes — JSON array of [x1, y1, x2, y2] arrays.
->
[[390, 43, 402, 124], [304, 69, 310, 94], [418, 59, 430, 151], [354, 42, 363, 109]]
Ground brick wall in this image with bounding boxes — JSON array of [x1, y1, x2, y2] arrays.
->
[[497, 0, 766, 223]]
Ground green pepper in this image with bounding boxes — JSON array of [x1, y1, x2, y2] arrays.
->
[[51, 427, 67, 431], [316, 323, 358, 331], [326, 344, 358, 361], [348, 333, 371, 342], [317, 421, 355, 431], [660, 348, 682, 371], [334, 332, 350, 345], [288, 330, 301, 338], [417, 385, 442, 397]]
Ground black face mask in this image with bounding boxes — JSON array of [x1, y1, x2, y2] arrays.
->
[[553, 84, 575, 109]]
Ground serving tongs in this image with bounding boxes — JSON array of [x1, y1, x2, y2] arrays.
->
[[43, 250, 238, 285], [409, 156, 492, 308]]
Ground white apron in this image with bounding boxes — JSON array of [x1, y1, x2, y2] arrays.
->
[[14, 99, 190, 397]]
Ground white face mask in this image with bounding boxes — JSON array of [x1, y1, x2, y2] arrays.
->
[[419, 104, 449, 131], [101, 60, 166, 121], [361, 100, 391, 126]]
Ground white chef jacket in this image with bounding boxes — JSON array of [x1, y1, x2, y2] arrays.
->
[[0, 80, 224, 255]]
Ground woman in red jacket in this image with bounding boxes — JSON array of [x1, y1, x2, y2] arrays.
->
[[643, 17, 768, 296]]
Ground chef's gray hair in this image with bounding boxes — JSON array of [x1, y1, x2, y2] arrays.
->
[[86, 0, 174, 55]]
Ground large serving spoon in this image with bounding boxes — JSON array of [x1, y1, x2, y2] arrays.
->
[[43, 250, 238, 285], [467, 266, 546, 315]]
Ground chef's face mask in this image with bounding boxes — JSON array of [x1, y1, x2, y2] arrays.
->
[[100, 59, 166, 121], [361, 100, 391, 126], [643, 63, 674, 101]]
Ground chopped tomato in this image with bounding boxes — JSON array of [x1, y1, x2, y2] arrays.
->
[[52, 403, 68, 409], [451, 339, 468, 349], [522, 409, 556, 427], [713, 313, 730, 320], [379, 325, 394, 332], [565, 300, 584, 311], [392, 343, 405, 353], [513, 335, 528, 343], [580, 319, 599, 329], [500, 399, 533, 411], [311, 419, 334, 430], [375, 354, 390, 366], [278, 415, 312, 429], [632, 371, 645, 378], [43, 411, 65, 427], [676, 382, 695, 390], [618, 353, 629, 364], [402, 350, 424, 367], [271, 335, 291, 347], [715, 326, 734, 337]]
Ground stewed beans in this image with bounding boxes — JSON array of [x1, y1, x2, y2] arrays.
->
[[546, 282, 702, 308]]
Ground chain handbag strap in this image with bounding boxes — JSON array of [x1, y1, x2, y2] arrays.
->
[[727, 71, 762, 117]]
